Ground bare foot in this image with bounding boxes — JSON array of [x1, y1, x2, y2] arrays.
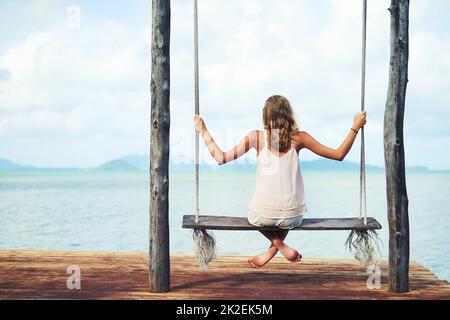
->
[[272, 239, 302, 263], [289, 251, 302, 263], [248, 247, 278, 269]]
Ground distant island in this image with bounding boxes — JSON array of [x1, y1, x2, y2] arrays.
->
[[0, 154, 437, 173]]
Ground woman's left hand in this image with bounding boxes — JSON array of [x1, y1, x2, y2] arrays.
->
[[194, 115, 205, 133]]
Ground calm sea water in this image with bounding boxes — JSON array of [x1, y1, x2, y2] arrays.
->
[[0, 169, 448, 281]]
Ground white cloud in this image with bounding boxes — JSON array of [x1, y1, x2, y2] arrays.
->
[[409, 32, 450, 100], [0, 0, 449, 169], [0, 7, 151, 166], [170, 0, 392, 165]]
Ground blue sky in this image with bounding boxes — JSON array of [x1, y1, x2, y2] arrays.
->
[[0, 0, 449, 169]]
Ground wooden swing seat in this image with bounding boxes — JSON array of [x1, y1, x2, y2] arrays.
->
[[182, 215, 382, 231]]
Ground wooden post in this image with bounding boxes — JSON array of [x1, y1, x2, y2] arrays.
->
[[384, 0, 410, 293], [149, 0, 171, 293]]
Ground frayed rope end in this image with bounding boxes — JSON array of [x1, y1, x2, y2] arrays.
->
[[345, 229, 382, 268], [192, 229, 216, 270]]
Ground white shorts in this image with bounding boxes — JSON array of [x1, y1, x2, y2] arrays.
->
[[248, 210, 304, 230]]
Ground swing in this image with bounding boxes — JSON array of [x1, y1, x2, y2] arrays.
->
[[182, 0, 382, 267]]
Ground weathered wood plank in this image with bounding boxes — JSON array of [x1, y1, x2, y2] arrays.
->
[[384, 0, 410, 293], [1, 250, 447, 300], [149, 0, 171, 293], [182, 215, 382, 231]]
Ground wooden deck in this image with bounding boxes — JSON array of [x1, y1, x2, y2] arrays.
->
[[0, 250, 448, 300]]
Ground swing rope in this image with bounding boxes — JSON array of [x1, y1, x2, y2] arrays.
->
[[192, 0, 216, 270], [194, 0, 200, 223], [346, 0, 380, 269], [360, 0, 368, 225]]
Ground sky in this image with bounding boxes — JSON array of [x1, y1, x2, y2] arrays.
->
[[0, 0, 449, 169]]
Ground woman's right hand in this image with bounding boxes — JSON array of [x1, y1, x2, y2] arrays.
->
[[353, 111, 367, 131], [194, 115, 205, 133]]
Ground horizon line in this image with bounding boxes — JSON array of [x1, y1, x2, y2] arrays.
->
[[1, 156, 446, 172]]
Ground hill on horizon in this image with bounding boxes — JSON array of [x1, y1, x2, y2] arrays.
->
[[0, 158, 35, 171], [95, 159, 139, 172], [0, 154, 436, 173]]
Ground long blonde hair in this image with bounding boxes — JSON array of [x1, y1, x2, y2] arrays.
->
[[263, 95, 299, 152]]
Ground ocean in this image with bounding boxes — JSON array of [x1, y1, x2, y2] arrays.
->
[[0, 169, 449, 281]]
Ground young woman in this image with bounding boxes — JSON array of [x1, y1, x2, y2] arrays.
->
[[194, 95, 367, 268]]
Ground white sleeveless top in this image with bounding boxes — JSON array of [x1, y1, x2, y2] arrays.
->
[[249, 131, 307, 219]]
